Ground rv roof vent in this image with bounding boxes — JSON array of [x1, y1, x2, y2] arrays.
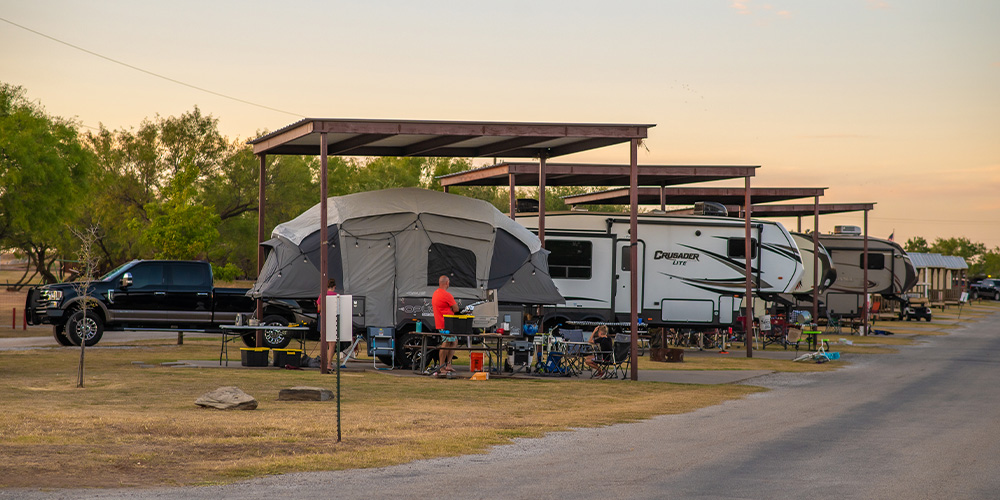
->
[[515, 198, 539, 213], [693, 201, 728, 217], [834, 225, 862, 235]]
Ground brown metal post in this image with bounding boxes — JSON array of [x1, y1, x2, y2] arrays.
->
[[629, 139, 639, 381], [320, 133, 330, 374], [745, 176, 753, 358], [812, 196, 819, 322], [538, 155, 547, 246], [659, 182, 666, 211], [863, 209, 869, 335], [509, 172, 516, 220], [797, 216, 802, 233], [256, 154, 266, 348]]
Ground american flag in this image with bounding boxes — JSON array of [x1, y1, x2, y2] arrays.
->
[[888, 231, 894, 242]]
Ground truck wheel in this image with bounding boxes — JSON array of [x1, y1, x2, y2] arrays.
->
[[52, 324, 74, 346], [241, 315, 294, 349], [66, 310, 104, 346], [994, 291, 999, 301]]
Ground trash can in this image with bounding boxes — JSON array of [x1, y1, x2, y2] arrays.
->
[[469, 352, 484, 372]]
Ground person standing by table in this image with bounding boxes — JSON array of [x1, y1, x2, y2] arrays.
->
[[584, 325, 612, 378], [432, 275, 459, 376], [317, 278, 338, 371]]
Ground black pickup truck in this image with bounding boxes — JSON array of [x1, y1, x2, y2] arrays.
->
[[26, 260, 256, 347], [970, 278, 1000, 301]]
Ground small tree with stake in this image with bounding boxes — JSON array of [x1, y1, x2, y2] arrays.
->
[[69, 226, 100, 388]]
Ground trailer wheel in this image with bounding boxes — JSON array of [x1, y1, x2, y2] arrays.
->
[[53, 324, 74, 346], [66, 310, 104, 346], [386, 332, 438, 370]]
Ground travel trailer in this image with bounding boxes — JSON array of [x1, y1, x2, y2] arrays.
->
[[781, 232, 837, 307], [816, 225, 918, 317], [517, 208, 804, 330]]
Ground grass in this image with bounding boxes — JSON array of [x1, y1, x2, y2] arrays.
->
[[0, 339, 762, 488], [1, 301, 993, 488]]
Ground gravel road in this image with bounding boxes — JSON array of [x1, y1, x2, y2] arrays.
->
[[5, 309, 999, 499]]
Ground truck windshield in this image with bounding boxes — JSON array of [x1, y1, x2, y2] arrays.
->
[[99, 261, 136, 282]]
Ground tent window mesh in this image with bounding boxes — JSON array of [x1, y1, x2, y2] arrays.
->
[[427, 243, 477, 288]]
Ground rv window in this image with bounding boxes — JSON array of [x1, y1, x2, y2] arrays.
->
[[727, 238, 759, 259], [545, 240, 592, 279], [427, 243, 477, 288], [862, 253, 886, 270]]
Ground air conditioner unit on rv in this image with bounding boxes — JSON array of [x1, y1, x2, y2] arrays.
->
[[693, 201, 728, 217], [834, 225, 862, 235]]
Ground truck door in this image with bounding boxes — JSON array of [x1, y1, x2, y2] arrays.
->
[[164, 262, 214, 324], [111, 261, 165, 322], [614, 240, 645, 315]]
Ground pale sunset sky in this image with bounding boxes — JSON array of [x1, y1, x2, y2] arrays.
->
[[2, 1, 998, 247]]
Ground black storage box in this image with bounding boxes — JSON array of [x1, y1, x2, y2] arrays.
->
[[443, 314, 474, 334], [272, 348, 303, 367], [240, 348, 269, 367]]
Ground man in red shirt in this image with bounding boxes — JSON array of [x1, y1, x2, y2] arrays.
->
[[431, 275, 459, 375]]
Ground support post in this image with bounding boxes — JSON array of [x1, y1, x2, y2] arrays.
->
[[629, 139, 639, 381], [812, 196, 819, 322], [745, 176, 753, 358], [320, 133, 330, 374], [538, 155, 547, 246], [256, 154, 267, 348], [863, 209, 869, 335], [509, 172, 516, 220], [659, 182, 666, 211]]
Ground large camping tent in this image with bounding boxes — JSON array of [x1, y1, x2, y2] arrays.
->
[[250, 188, 564, 328]]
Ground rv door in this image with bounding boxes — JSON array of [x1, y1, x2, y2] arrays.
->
[[614, 240, 645, 315]]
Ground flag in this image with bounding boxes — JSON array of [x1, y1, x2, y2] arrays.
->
[[887, 231, 894, 242]]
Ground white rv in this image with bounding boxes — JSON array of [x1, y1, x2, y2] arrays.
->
[[816, 225, 917, 317], [517, 210, 804, 329], [781, 232, 837, 306]]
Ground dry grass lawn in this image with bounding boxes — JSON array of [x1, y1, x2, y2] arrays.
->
[[0, 339, 762, 488]]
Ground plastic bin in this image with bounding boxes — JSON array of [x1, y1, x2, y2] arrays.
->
[[469, 352, 484, 372], [240, 348, 269, 367], [443, 314, 474, 334], [272, 348, 303, 367]]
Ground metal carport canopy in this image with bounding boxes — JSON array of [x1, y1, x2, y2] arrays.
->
[[248, 118, 655, 382], [561, 186, 826, 209], [437, 162, 761, 361]]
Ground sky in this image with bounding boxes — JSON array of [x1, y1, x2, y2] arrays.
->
[[2, 0, 998, 247]]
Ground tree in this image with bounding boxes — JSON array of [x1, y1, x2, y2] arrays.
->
[[139, 162, 220, 259], [905, 236, 929, 253], [69, 226, 100, 388], [0, 82, 94, 285], [928, 237, 985, 262]]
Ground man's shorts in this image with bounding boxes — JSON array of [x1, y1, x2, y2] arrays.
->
[[441, 335, 458, 343]]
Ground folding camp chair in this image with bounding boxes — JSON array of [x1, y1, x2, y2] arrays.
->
[[593, 334, 631, 379], [559, 329, 590, 376], [825, 312, 842, 335]]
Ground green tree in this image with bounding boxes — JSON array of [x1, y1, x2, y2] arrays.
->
[[905, 236, 929, 253], [928, 237, 985, 261], [0, 82, 94, 284], [139, 162, 220, 259]]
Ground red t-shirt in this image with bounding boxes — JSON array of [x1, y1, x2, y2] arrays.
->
[[432, 288, 457, 330]]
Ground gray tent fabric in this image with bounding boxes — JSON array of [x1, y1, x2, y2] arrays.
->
[[249, 188, 564, 327]]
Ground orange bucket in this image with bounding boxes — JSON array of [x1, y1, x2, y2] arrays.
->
[[469, 352, 484, 372]]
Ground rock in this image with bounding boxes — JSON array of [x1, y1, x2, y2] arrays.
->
[[195, 386, 258, 410], [278, 386, 334, 401]]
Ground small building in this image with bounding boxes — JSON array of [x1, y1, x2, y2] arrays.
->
[[907, 252, 969, 303]]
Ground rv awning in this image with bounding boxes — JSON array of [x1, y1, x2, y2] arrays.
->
[[249, 119, 654, 157]]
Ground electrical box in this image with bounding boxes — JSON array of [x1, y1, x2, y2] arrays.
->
[[325, 294, 353, 342]]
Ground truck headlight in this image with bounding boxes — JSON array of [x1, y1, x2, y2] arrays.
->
[[40, 289, 63, 306]]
